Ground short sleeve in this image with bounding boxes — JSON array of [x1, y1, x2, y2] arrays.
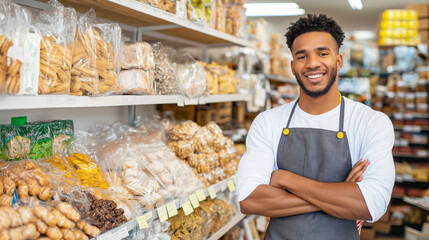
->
[[236, 113, 277, 202]]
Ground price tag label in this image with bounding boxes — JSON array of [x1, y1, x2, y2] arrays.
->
[[189, 193, 200, 208], [157, 205, 168, 222], [137, 215, 149, 229], [182, 201, 194, 216], [166, 201, 178, 218], [208, 186, 216, 199], [196, 189, 206, 202], [227, 180, 236, 192], [97, 231, 112, 240], [112, 226, 129, 239]]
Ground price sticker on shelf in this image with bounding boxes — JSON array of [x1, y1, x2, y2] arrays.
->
[[137, 215, 149, 229], [189, 193, 200, 209], [196, 189, 206, 202], [166, 201, 178, 218], [157, 205, 168, 222], [97, 231, 112, 240], [143, 211, 152, 221], [227, 180, 236, 192], [112, 226, 129, 239], [182, 201, 194, 216], [208, 186, 216, 199]]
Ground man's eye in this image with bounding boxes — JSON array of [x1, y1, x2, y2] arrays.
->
[[297, 56, 306, 59], [320, 53, 328, 56]]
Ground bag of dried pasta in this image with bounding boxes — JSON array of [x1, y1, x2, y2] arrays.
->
[[32, 0, 77, 95]]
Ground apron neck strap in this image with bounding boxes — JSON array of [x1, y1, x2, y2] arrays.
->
[[285, 95, 346, 132]]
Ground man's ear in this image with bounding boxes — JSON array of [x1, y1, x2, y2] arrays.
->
[[291, 60, 295, 76], [337, 54, 343, 71]]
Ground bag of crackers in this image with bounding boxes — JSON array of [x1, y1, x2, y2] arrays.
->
[[71, 9, 121, 96], [0, 0, 33, 95], [32, 0, 77, 95]]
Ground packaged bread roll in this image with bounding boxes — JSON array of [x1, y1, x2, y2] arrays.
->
[[118, 69, 153, 94]]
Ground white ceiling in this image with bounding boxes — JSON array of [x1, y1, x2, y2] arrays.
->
[[247, 0, 429, 34]]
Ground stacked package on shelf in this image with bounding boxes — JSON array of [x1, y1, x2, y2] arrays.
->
[[32, 1, 77, 95], [186, 0, 216, 27], [168, 196, 237, 239], [119, 41, 154, 94], [70, 9, 121, 96], [406, 4, 429, 46], [270, 33, 294, 78], [0, 117, 73, 161], [0, 1, 36, 95], [223, 0, 246, 38], [153, 42, 180, 95], [71, 119, 203, 211], [200, 61, 236, 94], [167, 121, 240, 187], [378, 9, 419, 46]]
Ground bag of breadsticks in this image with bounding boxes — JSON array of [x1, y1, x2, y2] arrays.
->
[[70, 9, 99, 96], [32, 0, 77, 95], [0, 0, 36, 95], [92, 22, 121, 95]]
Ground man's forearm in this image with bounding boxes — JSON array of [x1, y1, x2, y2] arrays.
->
[[272, 170, 371, 220], [240, 184, 320, 218]]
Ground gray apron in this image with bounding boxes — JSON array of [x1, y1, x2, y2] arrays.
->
[[264, 97, 359, 240]]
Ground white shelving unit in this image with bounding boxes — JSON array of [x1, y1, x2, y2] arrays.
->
[[265, 74, 297, 84], [0, 94, 251, 110], [403, 196, 429, 211], [4, 1, 252, 239]]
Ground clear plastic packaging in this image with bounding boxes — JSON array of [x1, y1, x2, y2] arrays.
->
[[153, 42, 179, 95], [157, 0, 176, 14], [214, 0, 226, 32], [174, 51, 207, 98], [137, 0, 158, 7], [33, 0, 77, 95], [120, 42, 154, 71], [139, 219, 170, 240], [186, 0, 206, 24], [225, 5, 246, 38], [0, 0, 33, 95], [119, 69, 154, 94], [70, 10, 99, 96]]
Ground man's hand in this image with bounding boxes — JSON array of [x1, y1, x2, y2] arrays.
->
[[345, 159, 369, 183]]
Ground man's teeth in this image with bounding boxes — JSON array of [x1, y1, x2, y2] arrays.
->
[[307, 74, 324, 79]]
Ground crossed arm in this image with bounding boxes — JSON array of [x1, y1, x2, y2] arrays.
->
[[240, 159, 372, 220]]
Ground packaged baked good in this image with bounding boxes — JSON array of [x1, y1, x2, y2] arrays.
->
[[0, 1, 34, 95], [32, 1, 77, 95], [120, 42, 154, 71], [174, 51, 208, 98], [214, 0, 226, 32], [157, 0, 176, 14], [50, 120, 74, 155], [187, 0, 206, 24], [118, 69, 153, 95], [136, 0, 157, 6], [70, 10, 99, 96], [153, 42, 180, 95], [225, 5, 246, 38]]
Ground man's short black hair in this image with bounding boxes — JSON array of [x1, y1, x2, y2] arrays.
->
[[285, 14, 345, 51]]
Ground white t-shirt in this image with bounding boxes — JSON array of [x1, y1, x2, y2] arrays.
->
[[236, 97, 395, 222]]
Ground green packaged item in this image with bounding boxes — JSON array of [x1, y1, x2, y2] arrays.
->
[[28, 122, 52, 160], [2, 117, 32, 161], [51, 120, 74, 155]]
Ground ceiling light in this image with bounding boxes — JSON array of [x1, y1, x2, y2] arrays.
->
[[244, 2, 305, 17], [347, 0, 363, 10]]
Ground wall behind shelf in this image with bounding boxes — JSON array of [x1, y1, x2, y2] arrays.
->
[[0, 105, 157, 131]]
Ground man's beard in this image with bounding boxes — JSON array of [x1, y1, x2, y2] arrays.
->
[[295, 67, 337, 97]]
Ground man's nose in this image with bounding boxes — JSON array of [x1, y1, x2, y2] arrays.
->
[[305, 54, 321, 69]]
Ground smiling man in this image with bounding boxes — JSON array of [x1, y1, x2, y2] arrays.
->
[[236, 14, 395, 239]]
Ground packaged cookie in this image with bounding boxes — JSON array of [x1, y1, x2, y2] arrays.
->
[[118, 69, 154, 95], [32, 1, 77, 94], [169, 121, 201, 141], [120, 42, 154, 71]]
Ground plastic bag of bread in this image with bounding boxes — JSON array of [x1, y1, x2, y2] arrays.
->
[[2, 160, 54, 203], [173, 51, 208, 98], [120, 42, 154, 71], [118, 69, 153, 94], [152, 42, 180, 95], [225, 5, 246, 38], [32, 0, 77, 95], [0, 1, 35, 95], [214, 0, 226, 32], [70, 10, 99, 96], [93, 22, 121, 95]]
